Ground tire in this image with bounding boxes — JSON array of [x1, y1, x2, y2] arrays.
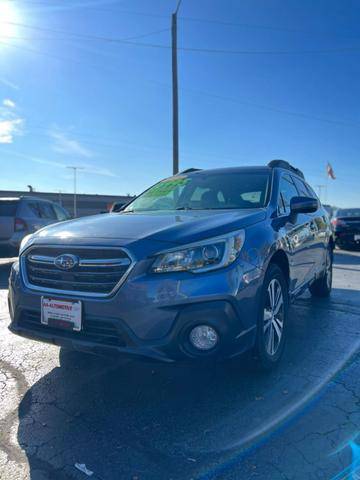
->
[[254, 264, 289, 370], [309, 246, 333, 298]]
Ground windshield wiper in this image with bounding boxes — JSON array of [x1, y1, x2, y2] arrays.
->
[[175, 206, 193, 211]]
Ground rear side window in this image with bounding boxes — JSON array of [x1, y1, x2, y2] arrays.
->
[[39, 202, 57, 219], [27, 202, 42, 217], [0, 200, 19, 216], [53, 204, 69, 221], [278, 174, 299, 214]]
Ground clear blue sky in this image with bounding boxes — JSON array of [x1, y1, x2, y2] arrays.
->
[[1, 0, 360, 207]]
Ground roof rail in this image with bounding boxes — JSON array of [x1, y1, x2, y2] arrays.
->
[[178, 168, 202, 174], [19, 195, 51, 201], [267, 159, 305, 180]]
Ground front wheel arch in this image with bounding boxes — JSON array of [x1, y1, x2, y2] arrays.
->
[[267, 249, 290, 288]]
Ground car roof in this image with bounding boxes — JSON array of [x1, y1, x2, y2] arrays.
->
[[181, 165, 309, 183], [0, 197, 20, 201], [20, 195, 55, 203], [182, 166, 271, 176]]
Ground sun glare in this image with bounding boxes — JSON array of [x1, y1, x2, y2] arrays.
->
[[0, 1, 19, 41]]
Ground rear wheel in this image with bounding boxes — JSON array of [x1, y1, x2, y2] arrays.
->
[[309, 246, 333, 297], [254, 264, 289, 370]]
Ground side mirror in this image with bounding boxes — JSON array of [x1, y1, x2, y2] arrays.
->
[[290, 196, 318, 214]]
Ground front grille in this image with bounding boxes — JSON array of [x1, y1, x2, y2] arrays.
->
[[22, 246, 133, 297], [20, 310, 126, 347]]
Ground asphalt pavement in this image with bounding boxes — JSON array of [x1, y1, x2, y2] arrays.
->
[[0, 250, 360, 480]]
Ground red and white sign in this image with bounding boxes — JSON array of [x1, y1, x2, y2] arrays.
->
[[41, 297, 82, 331]]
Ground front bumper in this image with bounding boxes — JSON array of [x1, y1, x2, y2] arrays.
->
[[8, 253, 263, 363]]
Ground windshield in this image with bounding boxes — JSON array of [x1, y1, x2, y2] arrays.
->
[[336, 208, 360, 217], [125, 171, 270, 212]]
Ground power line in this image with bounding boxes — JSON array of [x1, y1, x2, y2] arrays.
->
[[5, 21, 360, 55], [179, 15, 360, 42], [144, 78, 360, 129], [11, 4, 360, 40], [0, 25, 170, 70], [10, 0, 133, 14], [11, 2, 169, 18], [2, 37, 359, 131], [0, 40, 120, 70], [2, 45, 359, 130], [174, 85, 360, 128], [5, 22, 169, 44]]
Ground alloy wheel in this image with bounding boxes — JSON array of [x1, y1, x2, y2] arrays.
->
[[263, 278, 284, 356]]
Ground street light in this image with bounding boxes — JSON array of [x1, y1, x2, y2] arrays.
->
[[66, 166, 84, 217]]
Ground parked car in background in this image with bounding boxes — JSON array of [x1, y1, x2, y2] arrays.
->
[[9, 161, 334, 370], [322, 204, 334, 218], [331, 208, 360, 250], [0, 196, 71, 254], [110, 201, 127, 213]]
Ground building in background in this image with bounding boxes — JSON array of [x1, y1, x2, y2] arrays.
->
[[0, 190, 133, 217]]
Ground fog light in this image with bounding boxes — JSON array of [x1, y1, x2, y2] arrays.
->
[[189, 325, 219, 351]]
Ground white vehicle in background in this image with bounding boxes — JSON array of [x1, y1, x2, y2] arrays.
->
[[0, 196, 71, 254]]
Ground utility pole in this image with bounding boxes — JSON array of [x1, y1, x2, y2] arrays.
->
[[172, 0, 182, 175], [57, 190, 63, 207], [67, 166, 84, 218]]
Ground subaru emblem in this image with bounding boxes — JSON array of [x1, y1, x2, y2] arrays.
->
[[54, 254, 79, 270]]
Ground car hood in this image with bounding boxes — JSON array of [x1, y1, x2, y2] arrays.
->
[[33, 209, 266, 247]]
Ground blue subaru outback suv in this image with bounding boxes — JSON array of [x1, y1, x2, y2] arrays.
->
[[8, 160, 333, 369]]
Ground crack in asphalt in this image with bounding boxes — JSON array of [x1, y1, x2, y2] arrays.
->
[[0, 359, 29, 465]]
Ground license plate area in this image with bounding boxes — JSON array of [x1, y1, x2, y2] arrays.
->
[[41, 297, 82, 332]]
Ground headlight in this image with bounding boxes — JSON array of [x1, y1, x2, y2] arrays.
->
[[19, 234, 33, 254], [152, 230, 245, 273]]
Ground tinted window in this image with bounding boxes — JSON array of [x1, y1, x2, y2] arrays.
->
[[278, 175, 299, 214], [0, 200, 19, 216], [27, 202, 42, 217], [53, 204, 69, 221], [126, 171, 270, 212], [38, 202, 56, 219]]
